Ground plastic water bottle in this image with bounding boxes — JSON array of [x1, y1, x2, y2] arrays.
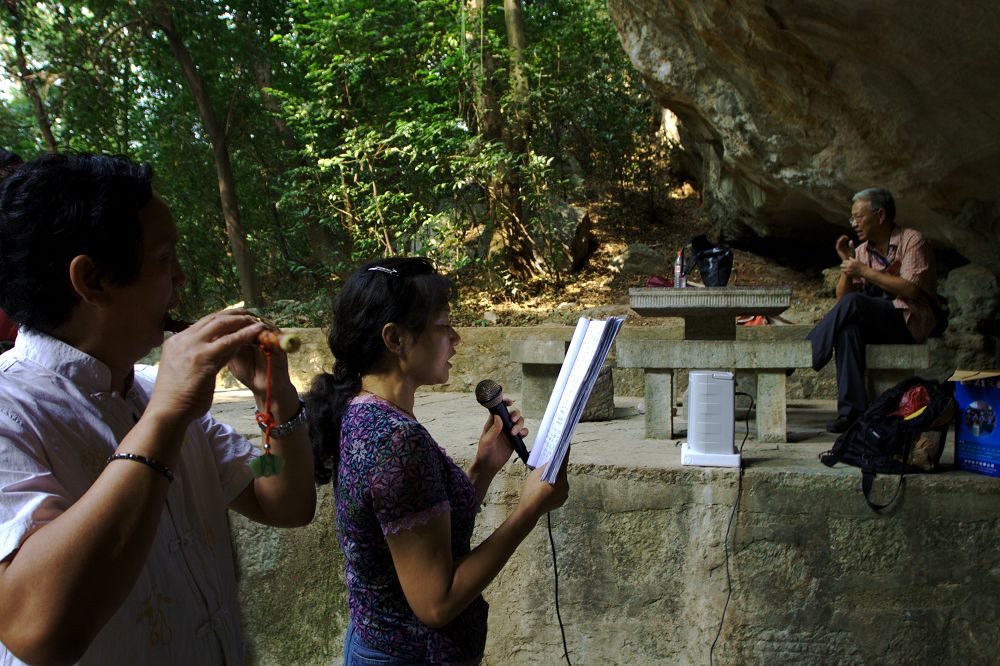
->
[[674, 249, 683, 288]]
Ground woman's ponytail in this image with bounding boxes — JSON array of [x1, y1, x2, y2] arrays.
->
[[305, 364, 361, 485]]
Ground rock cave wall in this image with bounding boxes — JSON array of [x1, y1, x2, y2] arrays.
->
[[608, 0, 1000, 368], [607, 0, 1000, 276]]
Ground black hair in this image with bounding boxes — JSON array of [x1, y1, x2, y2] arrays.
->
[[0, 153, 154, 331], [305, 256, 455, 485]]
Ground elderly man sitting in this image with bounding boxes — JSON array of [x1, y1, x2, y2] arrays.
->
[[807, 187, 938, 433]]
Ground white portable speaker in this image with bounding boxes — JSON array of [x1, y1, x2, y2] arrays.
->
[[681, 370, 740, 467]]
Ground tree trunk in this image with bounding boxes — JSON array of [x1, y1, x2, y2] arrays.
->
[[3, 0, 58, 152], [150, 0, 261, 307], [504, 0, 530, 121], [465, 0, 536, 276], [464, 0, 501, 263], [242, 28, 341, 266], [500, 0, 536, 277], [465, 0, 503, 142]]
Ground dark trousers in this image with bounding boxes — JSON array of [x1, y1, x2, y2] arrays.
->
[[807, 292, 914, 417]]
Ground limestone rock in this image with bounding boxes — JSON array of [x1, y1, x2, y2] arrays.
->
[[820, 266, 840, 298], [609, 241, 671, 278], [607, 0, 1000, 273], [939, 263, 1000, 370], [533, 200, 594, 274], [581, 365, 615, 421]]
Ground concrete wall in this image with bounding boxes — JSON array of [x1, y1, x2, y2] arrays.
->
[[231, 451, 1000, 665], [226, 324, 987, 664], [255, 324, 841, 402]]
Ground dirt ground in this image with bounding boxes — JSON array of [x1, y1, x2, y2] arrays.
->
[[451, 185, 829, 327]]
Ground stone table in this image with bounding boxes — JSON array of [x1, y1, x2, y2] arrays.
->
[[627, 286, 792, 340], [621, 286, 796, 441]]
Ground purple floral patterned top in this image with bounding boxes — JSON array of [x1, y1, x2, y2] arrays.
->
[[337, 393, 488, 664]]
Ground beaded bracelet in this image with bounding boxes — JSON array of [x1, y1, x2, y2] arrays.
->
[[107, 452, 175, 483], [256, 399, 308, 439]]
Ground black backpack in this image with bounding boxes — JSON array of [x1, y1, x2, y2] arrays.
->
[[690, 234, 733, 287], [820, 377, 956, 512]]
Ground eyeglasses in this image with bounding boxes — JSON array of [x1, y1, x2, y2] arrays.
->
[[847, 206, 880, 225]]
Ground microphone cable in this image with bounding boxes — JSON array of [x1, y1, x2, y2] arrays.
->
[[480, 381, 571, 663], [709, 391, 754, 666], [476, 383, 571, 662], [547, 512, 572, 665]]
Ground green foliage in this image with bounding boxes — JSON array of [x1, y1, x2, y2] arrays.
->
[[2, 0, 665, 314], [521, 0, 655, 190], [275, 0, 471, 264]]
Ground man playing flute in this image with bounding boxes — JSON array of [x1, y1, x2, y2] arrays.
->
[[0, 153, 315, 665]]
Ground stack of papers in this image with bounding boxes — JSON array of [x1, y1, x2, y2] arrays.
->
[[527, 316, 626, 483]]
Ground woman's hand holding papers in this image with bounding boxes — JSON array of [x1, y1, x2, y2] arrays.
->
[[516, 455, 569, 523]]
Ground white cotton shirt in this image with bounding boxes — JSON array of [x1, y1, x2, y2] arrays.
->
[[0, 329, 256, 665]]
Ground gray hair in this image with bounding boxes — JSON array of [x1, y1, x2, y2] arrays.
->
[[852, 187, 896, 221]]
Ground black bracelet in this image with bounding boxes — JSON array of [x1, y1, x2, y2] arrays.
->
[[107, 453, 175, 483]]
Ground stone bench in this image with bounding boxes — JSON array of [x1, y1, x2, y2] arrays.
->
[[509, 339, 615, 421], [509, 339, 571, 418], [616, 339, 930, 442]]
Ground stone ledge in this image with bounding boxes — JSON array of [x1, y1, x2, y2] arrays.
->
[[617, 339, 930, 370], [220, 390, 1000, 665], [510, 339, 568, 365], [218, 325, 903, 407], [618, 339, 813, 368]]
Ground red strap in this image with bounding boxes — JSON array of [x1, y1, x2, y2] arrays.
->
[[254, 346, 276, 452]]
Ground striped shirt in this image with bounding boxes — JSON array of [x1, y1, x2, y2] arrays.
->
[[853, 226, 937, 342]]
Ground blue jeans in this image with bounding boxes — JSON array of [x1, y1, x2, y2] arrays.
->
[[343, 622, 421, 666]]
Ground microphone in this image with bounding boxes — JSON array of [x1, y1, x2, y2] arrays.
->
[[475, 379, 530, 465]]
